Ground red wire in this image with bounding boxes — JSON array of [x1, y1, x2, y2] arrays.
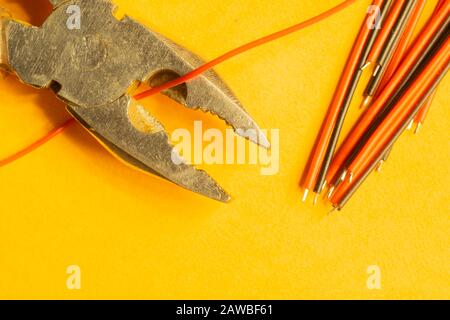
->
[[1, 0, 358, 166], [0, 118, 76, 167], [134, 0, 358, 100]]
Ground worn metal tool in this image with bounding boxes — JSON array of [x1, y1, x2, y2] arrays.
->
[[0, 0, 269, 202]]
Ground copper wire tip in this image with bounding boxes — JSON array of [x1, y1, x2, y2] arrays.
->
[[376, 160, 384, 173], [326, 186, 335, 199], [373, 64, 382, 76], [361, 61, 371, 70], [348, 172, 354, 183], [414, 122, 422, 134], [340, 170, 348, 182], [313, 193, 319, 205], [320, 181, 327, 192], [360, 95, 372, 109], [407, 119, 414, 130], [301, 189, 309, 202]]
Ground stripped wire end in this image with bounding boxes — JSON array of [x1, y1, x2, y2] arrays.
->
[[414, 122, 422, 134], [340, 169, 348, 182], [326, 185, 336, 199], [360, 61, 371, 70], [348, 172, 354, 183], [372, 63, 382, 76], [313, 193, 319, 205], [360, 95, 372, 109], [301, 189, 309, 203], [376, 160, 384, 173], [406, 119, 414, 131]]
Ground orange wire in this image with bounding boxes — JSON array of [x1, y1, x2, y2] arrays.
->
[[378, 0, 425, 90], [0, 118, 76, 167], [413, 0, 446, 125], [365, 0, 405, 66], [348, 39, 449, 175], [331, 38, 450, 205], [1, 0, 358, 167], [300, 0, 377, 193], [414, 89, 436, 124], [134, 0, 358, 100], [434, 0, 446, 14], [325, 1, 450, 185]]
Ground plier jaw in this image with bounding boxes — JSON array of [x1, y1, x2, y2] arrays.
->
[[0, 8, 11, 77], [1, 0, 269, 202], [66, 96, 233, 203]]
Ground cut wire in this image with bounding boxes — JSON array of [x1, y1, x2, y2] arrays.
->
[[363, 0, 417, 101], [325, 5, 450, 186], [378, 0, 426, 90], [360, 0, 394, 70], [339, 38, 449, 199], [0, 118, 76, 167], [134, 0, 358, 100], [332, 61, 449, 209], [313, 0, 382, 197]]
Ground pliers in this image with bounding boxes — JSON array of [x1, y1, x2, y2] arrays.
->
[[0, 0, 269, 202]]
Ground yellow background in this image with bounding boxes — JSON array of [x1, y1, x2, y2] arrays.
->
[[0, 0, 448, 299]]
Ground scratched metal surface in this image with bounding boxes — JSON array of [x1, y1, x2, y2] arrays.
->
[[2, 0, 270, 201]]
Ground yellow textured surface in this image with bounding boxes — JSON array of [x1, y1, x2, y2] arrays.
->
[[0, 0, 449, 299]]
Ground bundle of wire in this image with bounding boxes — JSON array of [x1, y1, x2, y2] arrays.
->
[[301, 0, 449, 210]]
